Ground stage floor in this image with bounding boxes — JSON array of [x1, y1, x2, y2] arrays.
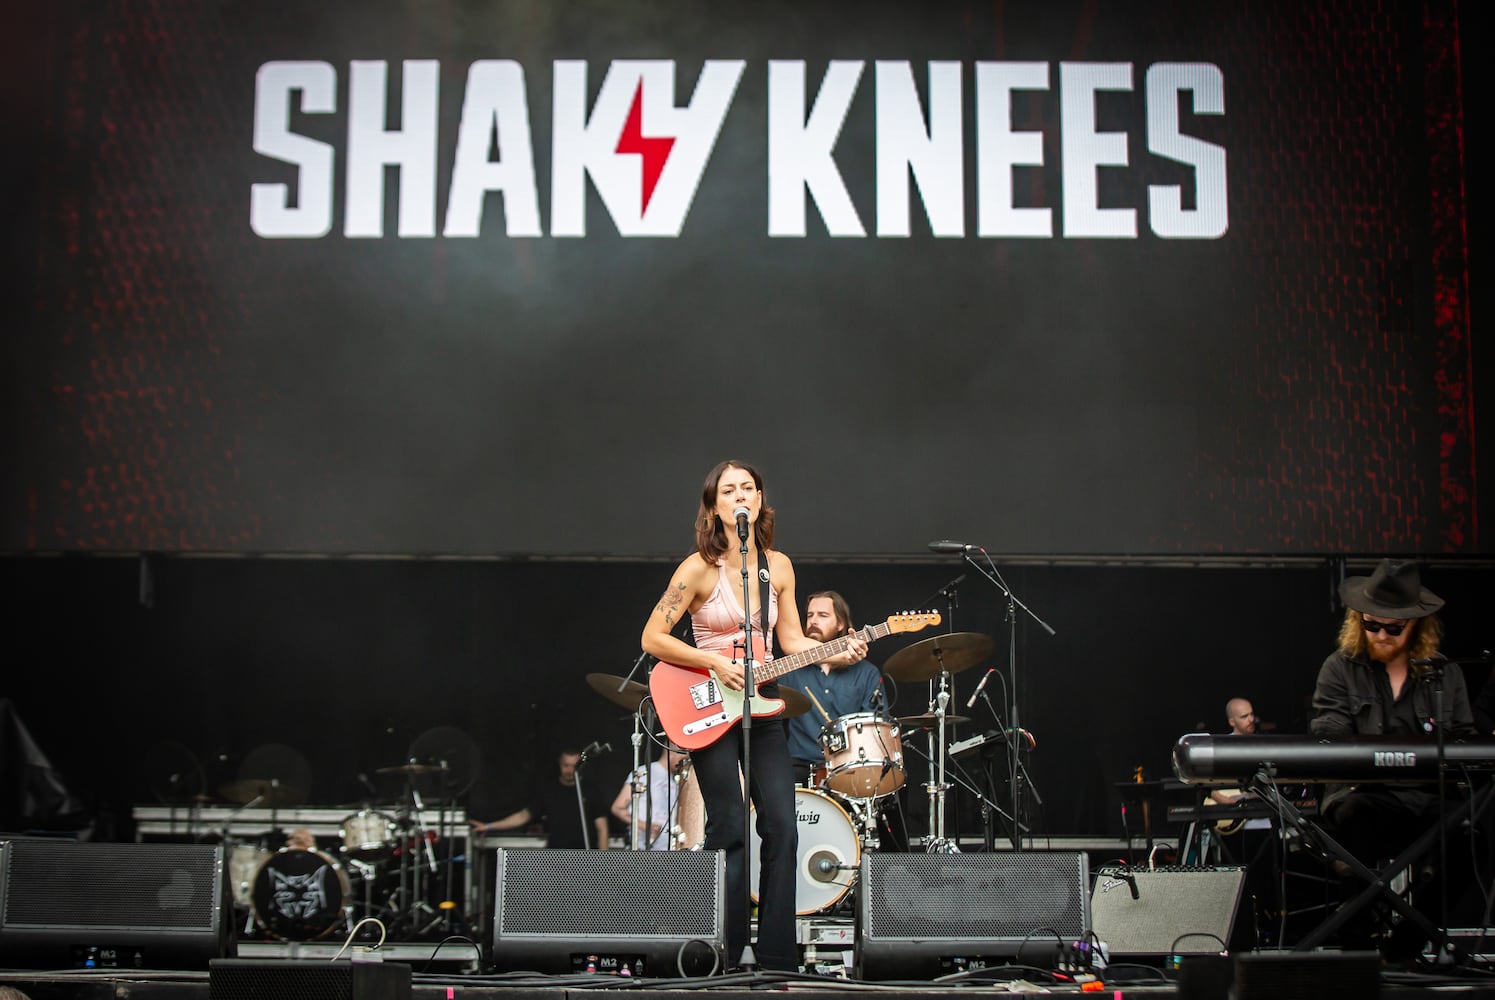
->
[[5, 960, 1495, 1000]]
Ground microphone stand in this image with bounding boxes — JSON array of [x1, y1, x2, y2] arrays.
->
[[735, 514, 759, 971], [1430, 658, 1449, 954], [959, 551, 1055, 850]]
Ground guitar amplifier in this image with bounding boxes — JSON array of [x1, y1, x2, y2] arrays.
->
[[1091, 865, 1250, 956]]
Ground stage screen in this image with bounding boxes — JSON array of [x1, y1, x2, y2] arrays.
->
[[2, 0, 1476, 556]]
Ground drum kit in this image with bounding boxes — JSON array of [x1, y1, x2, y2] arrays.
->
[[584, 628, 1002, 917], [216, 760, 464, 943]]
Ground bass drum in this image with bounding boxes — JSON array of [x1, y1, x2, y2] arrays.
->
[[750, 787, 861, 915], [250, 847, 350, 940]]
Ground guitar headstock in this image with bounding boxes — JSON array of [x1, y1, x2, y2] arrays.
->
[[885, 611, 942, 634]]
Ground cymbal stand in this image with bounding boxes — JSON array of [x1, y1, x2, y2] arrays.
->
[[383, 779, 440, 938], [921, 658, 957, 852], [627, 711, 650, 850]]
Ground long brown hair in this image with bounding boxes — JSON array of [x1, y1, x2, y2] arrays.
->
[[1337, 608, 1443, 674], [695, 460, 776, 563]]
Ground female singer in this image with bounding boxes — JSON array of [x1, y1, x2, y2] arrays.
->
[[640, 459, 866, 971]]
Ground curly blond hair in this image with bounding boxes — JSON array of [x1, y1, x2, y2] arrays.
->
[[1336, 608, 1443, 674]]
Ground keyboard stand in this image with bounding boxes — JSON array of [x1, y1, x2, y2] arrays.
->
[[1247, 767, 1495, 953]]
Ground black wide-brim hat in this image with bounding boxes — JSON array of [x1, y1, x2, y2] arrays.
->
[[1338, 558, 1444, 619]]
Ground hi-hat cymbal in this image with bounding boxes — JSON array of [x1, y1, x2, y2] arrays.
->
[[882, 632, 994, 681], [587, 673, 651, 712], [219, 778, 301, 807], [897, 712, 972, 728]]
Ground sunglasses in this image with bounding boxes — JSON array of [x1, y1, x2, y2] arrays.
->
[[1362, 618, 1409, 637]]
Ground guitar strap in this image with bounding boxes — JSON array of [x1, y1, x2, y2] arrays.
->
[[758, 550, 773, 664]]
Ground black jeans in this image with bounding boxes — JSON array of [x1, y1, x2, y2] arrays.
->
[[692, 714, 798, 970]]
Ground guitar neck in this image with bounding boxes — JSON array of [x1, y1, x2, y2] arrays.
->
[[753, 622, 893, 685]]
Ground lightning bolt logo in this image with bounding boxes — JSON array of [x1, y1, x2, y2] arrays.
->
[[615, 81, 676, 214]]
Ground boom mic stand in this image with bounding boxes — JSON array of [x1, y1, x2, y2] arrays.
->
[[954, 549, 1055, 850]]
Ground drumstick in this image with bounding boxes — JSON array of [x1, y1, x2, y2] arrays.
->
[[803, 688, 834, 724]]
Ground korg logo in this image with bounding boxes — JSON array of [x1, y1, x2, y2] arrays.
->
[[251, 58, 1227, 240], [1373, 751, 1417, 767]]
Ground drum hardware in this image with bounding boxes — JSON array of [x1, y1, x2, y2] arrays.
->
[[364, 758, 463, 940]]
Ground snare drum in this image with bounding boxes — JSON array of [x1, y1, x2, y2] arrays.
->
[[339, 809, 395, 859], [820, 712, 905, 798], [250, 847, 350, 940], [749, 787, 860, 914]]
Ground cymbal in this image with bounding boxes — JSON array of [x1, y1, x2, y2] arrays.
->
[[219, 779, 301, 807], [897, 712, 971, 728], [776, 686, 812, 719], [587, 672, 652, 712], [375, 762, 449, 776], [882, 632, 994, 681]]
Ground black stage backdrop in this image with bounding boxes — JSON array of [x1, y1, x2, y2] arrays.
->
[[5, 555, 1495, 839], [0, 0, 1483, 556]]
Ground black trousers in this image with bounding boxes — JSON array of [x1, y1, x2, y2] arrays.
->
[[692, 715, 798, 970]]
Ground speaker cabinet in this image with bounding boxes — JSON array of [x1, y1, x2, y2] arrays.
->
[[0, 839, 228, 968], [1233, 950, 1381, 999], [856, 852, 1090, 980], [492, 848, 726, 976], [1091, 865, 1249, 956], [209, 959, 411, 1000]]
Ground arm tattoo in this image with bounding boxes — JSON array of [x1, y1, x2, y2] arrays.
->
[[657, 581, 687, 626]]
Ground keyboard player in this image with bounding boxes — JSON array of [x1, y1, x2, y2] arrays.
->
[[1310, 558, 1477, 959]]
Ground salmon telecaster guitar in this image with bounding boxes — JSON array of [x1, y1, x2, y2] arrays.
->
[[650, 612, 941, 750]]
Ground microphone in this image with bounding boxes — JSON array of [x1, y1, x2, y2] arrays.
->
[[733, 506, 750, 542], [1111, 868, 1140, 900], [579, 740, 613, 762], [928, 540, 979, 554], [811, 855, 856, 880], [357, 772, 379, 796], [966, 667, 996, 709], [1412, 655, 1448, 667]]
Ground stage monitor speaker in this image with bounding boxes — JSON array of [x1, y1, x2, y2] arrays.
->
[[856, 851, 1090, 980], [209, 959, 411, 1000], [1091, 865, 1249, 956], [1233, 950, 1381, 999], [492, 848, 725, 977], [0, 839, 228, 968]]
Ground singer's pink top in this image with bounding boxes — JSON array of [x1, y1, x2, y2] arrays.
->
[[693, 558, 778, 656]]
